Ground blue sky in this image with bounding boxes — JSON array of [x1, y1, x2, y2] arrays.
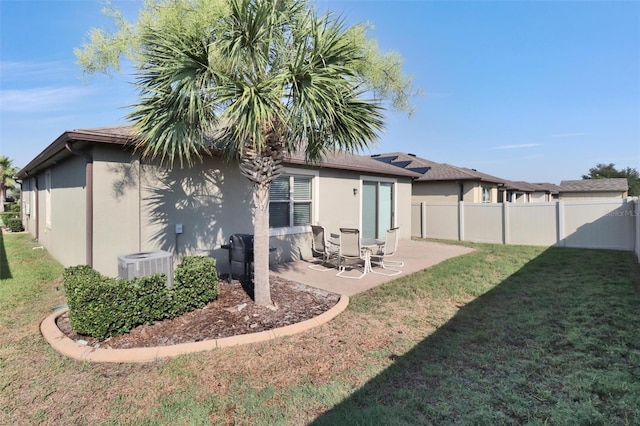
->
[[1, 0, 639, 184]]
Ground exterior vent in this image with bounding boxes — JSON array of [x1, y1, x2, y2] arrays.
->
[[117, 250, 173, 287]]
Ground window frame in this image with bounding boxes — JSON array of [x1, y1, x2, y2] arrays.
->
[[481, 186, 491, 203], [268, 168, 318, 234]]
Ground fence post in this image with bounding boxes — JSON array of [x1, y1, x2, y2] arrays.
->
[[556, 200, 565, 246], [421, 201, 427, 239], [502, 202, 509, 245], [635, 198, 640, 262], [458, 201, 465, 241]]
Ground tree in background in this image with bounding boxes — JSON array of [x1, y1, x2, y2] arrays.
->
[[76, 0, 416, 305], [0, 156, 19, 212], [582, 163, 639, 197]]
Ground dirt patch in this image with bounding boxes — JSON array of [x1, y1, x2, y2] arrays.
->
[[56, 275, 341, 349]]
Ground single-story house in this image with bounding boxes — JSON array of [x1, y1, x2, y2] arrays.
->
[[16, 126, 419, 278], [558, 178, 629, 200], [371, 152, 563, 204], [371, 152, 505, 203], [501, 181, 556, 203]]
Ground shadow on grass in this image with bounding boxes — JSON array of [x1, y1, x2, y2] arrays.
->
[[0, 231, 11, 279], [310, 247, 640, 425]]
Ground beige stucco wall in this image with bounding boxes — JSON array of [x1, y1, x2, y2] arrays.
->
[[92, 146, 143, 276], [412, 181, 462, 204], [315, 168, 362, 232], [559, 191, 627, 201], [38, 155, 87, 269], [412, 181, 498, 204], [315, 168, 412, 241], [137, 156, 254, 278], [25, 145, 414, 278]]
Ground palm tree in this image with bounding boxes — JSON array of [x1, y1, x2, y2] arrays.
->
[[0, 156, 18, 213], [77, 0, 414, 305]]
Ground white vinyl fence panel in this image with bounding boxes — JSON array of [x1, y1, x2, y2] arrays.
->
[[412, 199, 638, 256], [424, 203, 459, 240], [562, 200, 635, 250], [463, 203, 503, 244], [507, 203, 558, 246]]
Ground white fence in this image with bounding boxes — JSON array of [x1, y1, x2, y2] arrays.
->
[[412, 199, 638, 256]]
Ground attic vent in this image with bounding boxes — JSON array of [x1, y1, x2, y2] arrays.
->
[[371, 154, 381, 157], [117, 250, 174, 287], [408, 153, 416, 157]]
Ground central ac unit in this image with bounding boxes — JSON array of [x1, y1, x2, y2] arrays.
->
[[117, 250, 174, 287]]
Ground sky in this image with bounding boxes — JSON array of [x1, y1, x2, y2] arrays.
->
[[1, 0, 639, 184]]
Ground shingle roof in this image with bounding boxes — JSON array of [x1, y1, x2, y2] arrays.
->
[[372, 152, 505, 184], [503, 180, 554, 192], [17, 126, 419, 179], [559, 178, 629, 192], [285, 150, 420, 178], [534, 182, 562, 194]]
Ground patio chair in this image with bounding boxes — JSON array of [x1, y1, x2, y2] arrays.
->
[[370, 227, 404, 276], [308, 225, 339, 272], [336, 228, 368, 279]]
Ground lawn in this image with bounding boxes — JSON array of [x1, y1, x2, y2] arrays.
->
[[1, 232, 639, 425]]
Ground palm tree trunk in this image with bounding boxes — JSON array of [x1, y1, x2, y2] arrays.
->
[[240, 146, 282, 306], [252, 184, 272, 306]]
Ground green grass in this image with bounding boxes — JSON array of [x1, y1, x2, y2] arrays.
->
[[315, 243, 640, 425], [0, 233, 64, 327], [1, 234, 639, 425]]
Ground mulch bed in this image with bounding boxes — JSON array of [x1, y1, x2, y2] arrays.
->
[[56, 275, 341, 349]]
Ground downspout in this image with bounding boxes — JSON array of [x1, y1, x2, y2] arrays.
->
[[34, 175, 39, 241], [65, 142, 93, 267]]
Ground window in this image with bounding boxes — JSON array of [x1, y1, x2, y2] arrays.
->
[[45, 170, 52, 228], [269, 175, 312, 228], [481, 186, 491, 203]]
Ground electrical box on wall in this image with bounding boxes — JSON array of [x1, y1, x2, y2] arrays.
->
[[175, 223, 183, 234]]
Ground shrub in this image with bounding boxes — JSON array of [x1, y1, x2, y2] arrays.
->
[[9, 203, 20, 212], [171, 256, 219, 316], [6, 217, 23, 232], [63, 256, 219, 339], [0, 212, 16, 225]]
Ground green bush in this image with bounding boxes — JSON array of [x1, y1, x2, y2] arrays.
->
[[0, 211, 16, 224], [171, 256, 219, 316], [63, 256, 219, 339], [6, 217, 23, 232], [9, 203, 20, 213]]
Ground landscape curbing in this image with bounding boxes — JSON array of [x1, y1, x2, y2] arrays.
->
[[40, 295, 349, 363]]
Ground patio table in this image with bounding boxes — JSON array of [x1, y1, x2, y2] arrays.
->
[[329, 234, 384, 275]]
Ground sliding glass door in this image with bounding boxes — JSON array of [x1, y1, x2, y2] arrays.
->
[[362, 180, 394, 239]]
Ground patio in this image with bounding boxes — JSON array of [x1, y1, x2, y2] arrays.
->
[[270, 239, 475, 296]]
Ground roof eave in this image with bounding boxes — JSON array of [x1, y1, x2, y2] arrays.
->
[[16, 129, 135, 179], [284, 157, 419, 178]]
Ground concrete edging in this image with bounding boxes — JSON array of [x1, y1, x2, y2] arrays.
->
[[40, 295, 349, 363]]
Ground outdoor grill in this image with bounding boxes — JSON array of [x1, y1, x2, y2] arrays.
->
[[223, 233, 254, 283]]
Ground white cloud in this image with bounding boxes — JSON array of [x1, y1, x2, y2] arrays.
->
[[0, 60, 73, 81], [0, 86, 94, 113], [490, 143, 542, 150]]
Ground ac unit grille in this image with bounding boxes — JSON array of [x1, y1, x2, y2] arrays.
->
[[117, 250, 173, 287]]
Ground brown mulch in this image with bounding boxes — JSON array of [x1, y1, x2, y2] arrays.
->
[[55, 275, 341, 350]]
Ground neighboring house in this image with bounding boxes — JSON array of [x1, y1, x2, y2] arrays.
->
[[372, 152, 505, 203], [502, 181, 556, 203], [558, 178, 629, 200], [16, 126, 418, 277]]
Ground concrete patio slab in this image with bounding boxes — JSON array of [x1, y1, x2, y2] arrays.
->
[[269, 239, 475, 296]]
